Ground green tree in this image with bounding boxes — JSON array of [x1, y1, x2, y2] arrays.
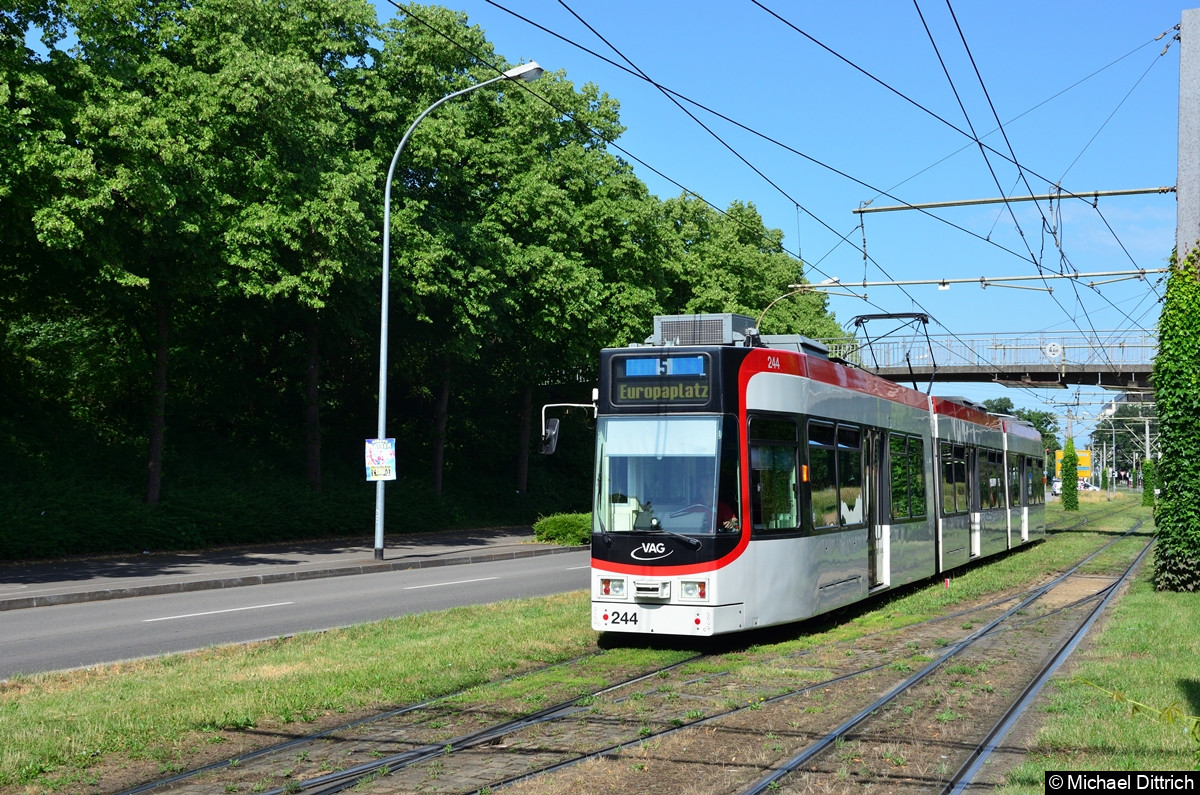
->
[[29, 0, 234, 503], [187, 0, 379, 492], [23, 0, 382, 503], [0, 0, 87, 415], [982, 397, 1015, 415], [1152, 248, 1200, 591], [473, 74, 668, 492], [1061, 437, 1079, 511], [1143, 458, 1157, 507], [659, 196, 842, 338]]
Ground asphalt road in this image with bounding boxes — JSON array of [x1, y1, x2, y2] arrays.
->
[[0, 550, 591, 679]]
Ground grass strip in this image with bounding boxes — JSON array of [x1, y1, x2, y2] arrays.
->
[[1, 494, 1161, 793], [1000, 541, 1200, 788], [0, 593, 599, 791]]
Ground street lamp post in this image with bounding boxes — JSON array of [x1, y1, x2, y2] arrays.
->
[[373, 62, 543, 560]]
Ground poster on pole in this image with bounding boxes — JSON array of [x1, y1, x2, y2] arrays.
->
[[365, 438, 396, 481]]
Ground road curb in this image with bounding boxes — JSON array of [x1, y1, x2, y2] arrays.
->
[[0, 544, 585, 612]]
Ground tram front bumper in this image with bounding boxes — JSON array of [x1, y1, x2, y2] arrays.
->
[[591, 601, 745, 635]]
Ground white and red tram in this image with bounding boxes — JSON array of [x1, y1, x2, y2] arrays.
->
[[587, 314, 1045, 636]]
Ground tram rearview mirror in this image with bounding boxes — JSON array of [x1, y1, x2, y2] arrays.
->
[[539, 418, 561, 455]]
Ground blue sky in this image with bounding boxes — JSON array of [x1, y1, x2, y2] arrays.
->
[[371, 1, 1184, 445]]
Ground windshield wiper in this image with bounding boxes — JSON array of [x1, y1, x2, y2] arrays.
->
[[647, 518, 701, 549]]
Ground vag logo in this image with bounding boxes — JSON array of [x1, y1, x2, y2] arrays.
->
[[630, 542, 671, 561]]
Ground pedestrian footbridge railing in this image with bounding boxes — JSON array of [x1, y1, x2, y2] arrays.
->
[[815, 329, 1157, 387]]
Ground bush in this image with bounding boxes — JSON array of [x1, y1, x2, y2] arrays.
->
[[533, 513, 591, 546]]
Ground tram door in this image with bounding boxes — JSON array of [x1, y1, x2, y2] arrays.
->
[[866, 428, 885, 588]]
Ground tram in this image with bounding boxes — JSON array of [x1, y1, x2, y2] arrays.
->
[[553, 313, 1045, 637]]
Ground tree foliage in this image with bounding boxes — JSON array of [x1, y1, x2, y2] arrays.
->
[[1152, 248, 1200, 591], [660, 196, 843, 338], [0, 1, 848, 556], [1061, 437, 1079, 512]]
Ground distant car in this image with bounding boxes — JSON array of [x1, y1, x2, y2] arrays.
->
[[1051, 479, 1062, 496], [1078, 481, 1094, 491]]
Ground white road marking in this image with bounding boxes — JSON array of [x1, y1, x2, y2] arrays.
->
[[404, 577, 499, 590], [144, 602, 295, 622]]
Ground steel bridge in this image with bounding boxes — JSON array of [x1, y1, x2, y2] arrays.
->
[[816, 329, 1155, 390]]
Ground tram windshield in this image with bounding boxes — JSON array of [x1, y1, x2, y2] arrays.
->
[[594, 416, 739, 536]]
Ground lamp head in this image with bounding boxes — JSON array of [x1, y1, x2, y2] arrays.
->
[[503, 61, 544, 82]]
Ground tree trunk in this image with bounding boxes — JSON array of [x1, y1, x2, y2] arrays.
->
[[305, 313, 322, 493], [516, 385, 532, 493], [145, 294, 169, 504], [432, 356, 451, 496]]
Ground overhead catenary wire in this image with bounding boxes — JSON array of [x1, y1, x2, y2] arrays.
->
[[410, 0, 1155, 422], [865, 31, 1176, 203], [913, 0, 1042, 268], [494, 0, 1168, 359], [390, 0, 1047, 407], [752, 0, 1176, 229], [533, 0, 1080, 402], [802, 268, 1167, 292], [914, 0, 1126, 377], [925, 1, 1165, 375], [753, 0, 1172, 348], [945, 5, 1175, 347], [853, 187, 1170, 329], [484, 0, 1048, 269], [384, 0, 1162, 431], [853, 187, 1175, 214]]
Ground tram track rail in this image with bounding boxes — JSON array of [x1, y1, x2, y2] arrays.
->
[[117, 600, 1023, 795], [741, 520, 1151, 795], [120, 512, 1149, 795], [943, 539, 1155, 794]]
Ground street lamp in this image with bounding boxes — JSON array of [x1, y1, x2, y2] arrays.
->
[[373, 62, 544, 560]]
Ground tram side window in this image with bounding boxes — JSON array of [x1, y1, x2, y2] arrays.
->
[[1026, 456, 1044, 505], [888, 434, 927, 522], [749, 417, 799, 533], [941, 443, 969, 515], [910, 438, 927, 518], [981, 451, 1003, 509], [806, 421, 865, 529], [808, 421, 838, 529], [957, 448, 970, 512], [838, 425, 864, 526], [1008, 453, 1022, 507]]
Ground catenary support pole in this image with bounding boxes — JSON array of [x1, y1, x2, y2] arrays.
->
[[1179, 9, 1200, 257]]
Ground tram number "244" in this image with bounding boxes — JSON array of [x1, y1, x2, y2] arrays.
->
[[605, 610, 639, 625]]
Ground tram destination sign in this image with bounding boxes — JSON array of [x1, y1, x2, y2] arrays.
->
[[612, 354, 712, 406]]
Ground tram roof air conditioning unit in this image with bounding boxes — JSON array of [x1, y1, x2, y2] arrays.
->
[[650, 313, 756, 346]]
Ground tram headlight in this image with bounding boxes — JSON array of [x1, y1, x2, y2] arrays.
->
[[680, 579, 708, 601], [599, 577, 626, 598]]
